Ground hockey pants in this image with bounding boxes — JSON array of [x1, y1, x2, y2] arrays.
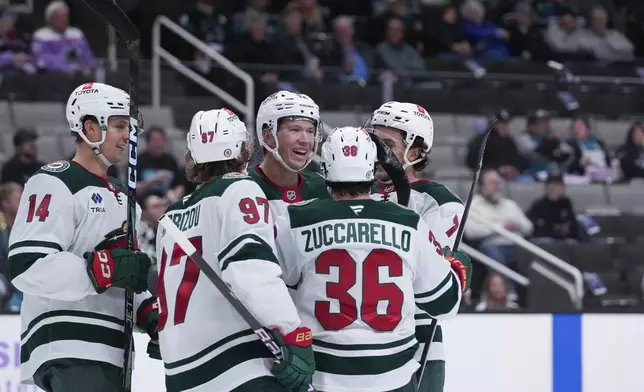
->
[[417, 360, 446, 392], [33, 359, 122, 392]]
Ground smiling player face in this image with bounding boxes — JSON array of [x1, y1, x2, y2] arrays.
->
[[276, 118, 317, 170]]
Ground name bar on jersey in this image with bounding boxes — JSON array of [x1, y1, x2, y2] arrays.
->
[[301, 222, 411, 253]]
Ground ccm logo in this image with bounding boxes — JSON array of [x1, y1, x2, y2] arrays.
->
[[296, 331, 312, 343], [97, 250, 112, 279]]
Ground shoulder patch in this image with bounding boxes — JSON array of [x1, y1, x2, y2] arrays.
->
[[41, 161, 70, 173], [222, 172, 250, 179]]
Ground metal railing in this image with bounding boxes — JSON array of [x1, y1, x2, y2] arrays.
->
[[151, 16, 255, 129], [469, 211, 584, 309]]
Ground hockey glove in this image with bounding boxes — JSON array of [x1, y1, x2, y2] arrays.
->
[[85, 249, 151, 294], [443, 247, 473, 292], [270, 327, 315, 392], [137, 297, 161, 360]]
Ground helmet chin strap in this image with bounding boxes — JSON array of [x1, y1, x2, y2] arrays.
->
[[79, 130, 113, 168], [271, 149, 309, 173], [92, 146, 113, 167]]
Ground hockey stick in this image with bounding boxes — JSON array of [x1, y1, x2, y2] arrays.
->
[[76, 1, 140, 390], [415, 118, 497, 391], [158, 215, 318, 392], [370, 132, 411, 206]]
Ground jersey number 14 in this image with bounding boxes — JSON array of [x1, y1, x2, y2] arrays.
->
[[315, 249, 404, 332]]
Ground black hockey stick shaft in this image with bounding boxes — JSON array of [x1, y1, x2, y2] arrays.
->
[[158, 215, 318, 392], [415, 119, 497, 391], [370, 132, 411, 206], [76, 1, 140, 390]]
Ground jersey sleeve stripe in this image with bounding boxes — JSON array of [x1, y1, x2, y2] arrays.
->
[[218, 234, 278, 271], [20, 310, 124, 340], [413, 317, 443, 343], [164, 329, 255, 370], [313, 343, 418, 376], [415, 274, 460, 317], [414, 273, 452, 300], [22, 322, 124, 364], [9, 240, 63, 253], [313, 335, 415, 351], [9, 253, 49, 279], [165, 337, 273, 391]]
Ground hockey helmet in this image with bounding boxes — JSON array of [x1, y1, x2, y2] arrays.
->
[[368, 101, 434, 169], [66, 82, 130, 166], [187, 108, 248, 164], [255, 91, 322, 172], [320, 127, 377, 183]]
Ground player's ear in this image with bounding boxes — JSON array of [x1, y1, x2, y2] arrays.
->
[[262, 124, 277, 149], [83, 119, 101, 142], [407, 146, 420, 162]]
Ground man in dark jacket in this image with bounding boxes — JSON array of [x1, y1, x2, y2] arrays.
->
[[616, 122, 644, 182], [526, 168, 579, 240], [1, 129, 45, 186], [466, 110, 528, 180]]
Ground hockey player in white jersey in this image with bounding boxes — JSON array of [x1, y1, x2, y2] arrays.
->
[[274, 127, 472, 392], [156, 108, 315, 392], [8, 82, 158, 392], [249, 91, 330, 221], [368, 101, 465, 392]]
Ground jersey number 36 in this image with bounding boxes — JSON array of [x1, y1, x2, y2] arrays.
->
[[315, 249, 403, 332]]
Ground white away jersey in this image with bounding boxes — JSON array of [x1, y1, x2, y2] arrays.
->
[[248, 164, 330, 220], [156, 173, 302, 392], [8, 160, 151, 384], [372, 180, 464, 363], [275, 198, 462, 392]]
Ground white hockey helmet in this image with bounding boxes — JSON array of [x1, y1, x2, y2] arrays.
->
[[320, 127, 377, 183], [187, 108, 248, 164], [255, 91, 321, 172], [369, 101, 434, 169], [66, 82, 130, 166]]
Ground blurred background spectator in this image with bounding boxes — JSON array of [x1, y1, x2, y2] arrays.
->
[[137, 190, 169, 295], [460, 0, 509, 58], [526, 167, 579, 240], [32, 0, 96, 76], [0, 182, 23, 313], [0, 9, 32, 72], [475, 272, 521, 312], [580, 5, 634, 63], [421, 4, 472, 58], [136, 126, 185, 203], [1, 129, 44, 186], [376, 15, 425, 79], [565, 117, 612, 182], [616, 122, 644, 183]]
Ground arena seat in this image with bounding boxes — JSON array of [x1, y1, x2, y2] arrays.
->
[[568, 242, 615, 272]]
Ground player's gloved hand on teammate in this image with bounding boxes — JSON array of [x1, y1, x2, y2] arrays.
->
[[270, 326, 315, 392], [136, 297, 161, 360], [442, 247, 472, 292], [85, 248, 151, 293]]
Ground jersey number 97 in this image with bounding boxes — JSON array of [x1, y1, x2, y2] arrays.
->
[[315, 249, 404, 332]]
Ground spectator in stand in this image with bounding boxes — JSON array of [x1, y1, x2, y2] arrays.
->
[[137, 191, 169, 295], [475, 273, 521, 312], [296, 0, 328, 37], [564, 117, 612, 182], [616, 121, 644, 182], [227, 13, 278, 84], [466, 110, 528, 181], [274, 3, 322, 82], [465, 169, 533, 295], [376, 16, 425, 78], [322, 15, 373, 84], [526, 167, 579, 240], [517, 109, 557, 175], [505, 1, 551, 61], [232, 0, 271, 35], [0, 182, 23, 312], [137, 127, 184, 203], [31, 1, 96, 76], [422, 4, 472, 58], [459, 0, 510, 58], [544, 7, 592, 61], [532, 0, 568, 24], [368, 0, 407, 46], [578, 5, 634, 63], [1, 129, 45, 186], [0, 11, 32, 72], [178, 0, 230, 73]]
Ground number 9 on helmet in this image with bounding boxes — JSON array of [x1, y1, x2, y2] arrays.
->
[[187, 108, 248, 164], [320, 127, 377, 183]]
